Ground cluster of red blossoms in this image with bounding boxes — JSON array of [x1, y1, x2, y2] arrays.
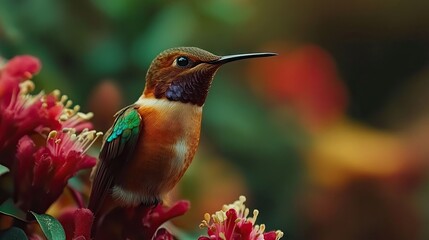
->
[[0, 55, 283, 240], [199, 196, 284, 240], [0, 55, 97, 213]]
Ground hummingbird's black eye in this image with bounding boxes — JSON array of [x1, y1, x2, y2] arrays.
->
[[176, 56, 191, 67]]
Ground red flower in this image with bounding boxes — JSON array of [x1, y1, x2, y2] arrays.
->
[[58, 208, 94, 240], [2, 55, 41, 79], [14, 129, 101, 213], [0, 55, 93, 166], [0, 56, 42, 164], [0, 55, 41, 104], [153, 228, 175, 240], [45, 90, 94, 132], [96, 200, 190, 240], [199, 196, 284, 240]]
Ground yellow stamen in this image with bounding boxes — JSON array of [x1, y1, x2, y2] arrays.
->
[[276, 230, 284, 240], [204, 213, 211, 222], [19, 80, 35, 94], [65, 100, 73, 108], [48, 131, 58, 139], [250, 209, 259, 224], [52, 89, 60, 97], [77, 112, 94, 120], [60, 95, 68, 104], [73, 104, 80, 112], [259, 224, 266, 233]]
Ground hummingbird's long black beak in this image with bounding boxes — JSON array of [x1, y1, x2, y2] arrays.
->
[[208, 52, 277, 65]]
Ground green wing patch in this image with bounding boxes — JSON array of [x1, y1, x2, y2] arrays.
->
[[107, 109, 141, 143]]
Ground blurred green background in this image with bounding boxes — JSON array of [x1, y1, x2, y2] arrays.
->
[[2, 0, 429, 239]]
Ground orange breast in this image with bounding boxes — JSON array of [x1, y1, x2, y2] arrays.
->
[[116, 98, 202, 197]]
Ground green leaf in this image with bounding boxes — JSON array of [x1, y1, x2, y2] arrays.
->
[[30, 212, 65, 240], [0, 199, 27, 222], [0, 164, 9, 176], [0, 227, 28, 240]]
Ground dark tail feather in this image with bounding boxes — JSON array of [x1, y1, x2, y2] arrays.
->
[[88, 160, 114, 238]]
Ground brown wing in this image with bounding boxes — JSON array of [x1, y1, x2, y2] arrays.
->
[[88, 105, 142, 215]]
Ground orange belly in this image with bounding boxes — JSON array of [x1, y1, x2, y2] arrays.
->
[[113, 98, 202, 205]]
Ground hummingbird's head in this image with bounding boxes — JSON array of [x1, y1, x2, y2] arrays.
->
[[143, 47, 276, 106]]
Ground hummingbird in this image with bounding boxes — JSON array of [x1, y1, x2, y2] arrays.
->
[[88, 47, 276, 225]]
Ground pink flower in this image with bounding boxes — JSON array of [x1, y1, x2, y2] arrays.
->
[[39, 90, 94, 132], [0, 56, 42, 164], [58, 208, 94, 240], [14, 129, 102, 213], [56, 204, 183, 240], [0, 55, 93, 166], [96, 200, 190, 239], [2, 55, 41, 79], [141, 200, 190, 238], [153, 228, 175, 240], [0, 55, 41, 104], [199, 196, 284, 240], [0, 87, 94, 162]]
